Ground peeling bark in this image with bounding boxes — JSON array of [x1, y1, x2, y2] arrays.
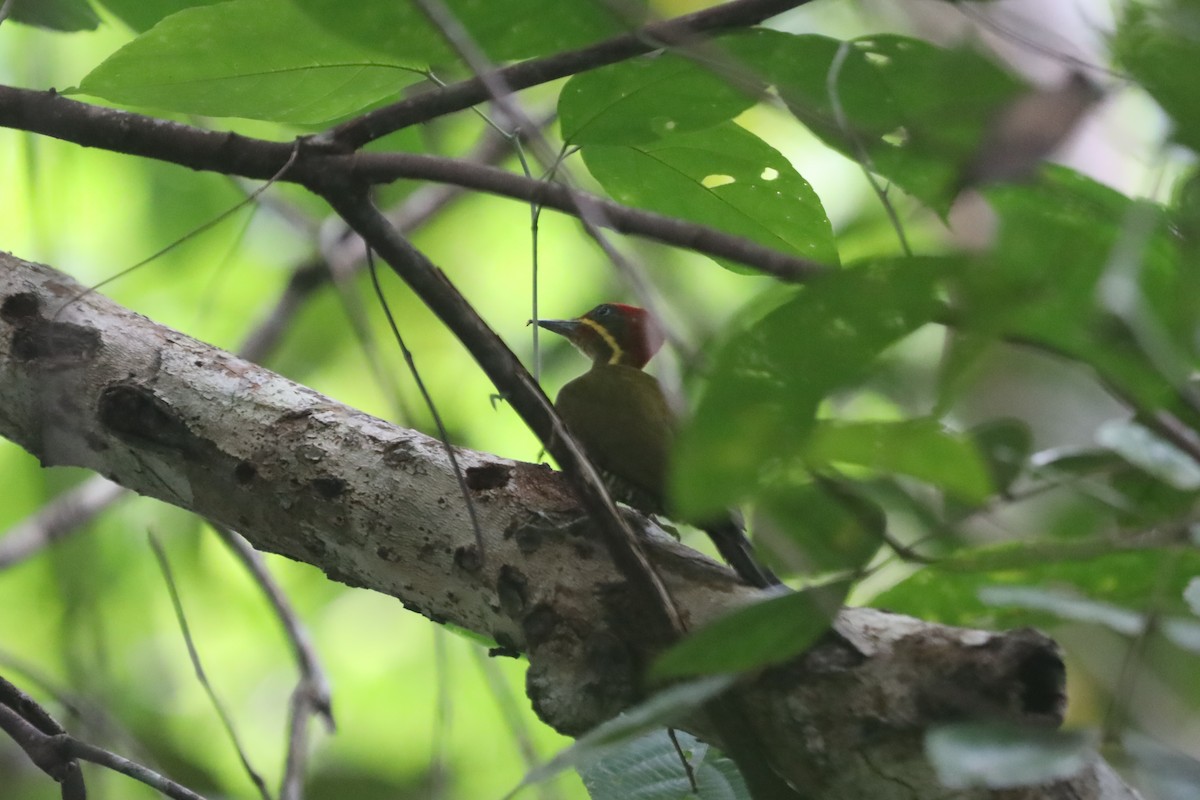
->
[[0, 255, 1140, 799]]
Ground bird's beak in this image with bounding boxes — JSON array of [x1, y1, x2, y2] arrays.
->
[[535, 318, 583, 341]]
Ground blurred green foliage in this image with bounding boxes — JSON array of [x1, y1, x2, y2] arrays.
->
[[2, 0, 1200, 797]]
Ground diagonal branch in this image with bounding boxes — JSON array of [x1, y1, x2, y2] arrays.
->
[[315, 188, 685, 645]]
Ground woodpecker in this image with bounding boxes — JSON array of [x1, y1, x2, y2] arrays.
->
[[538, 303, 778, 589]]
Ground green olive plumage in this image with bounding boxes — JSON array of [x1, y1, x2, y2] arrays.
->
[[539, 304, 778, 588]]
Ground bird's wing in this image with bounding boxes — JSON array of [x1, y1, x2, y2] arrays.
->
[[555, 364, 674, 504]]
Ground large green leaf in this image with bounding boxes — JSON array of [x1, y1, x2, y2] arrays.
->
[[650, 579, 849, 679], [581, 121, 838, 272], [726, 31, 1024, 214], [6, 0, 99, 30], [292, 0, 643, 64], [805, 419, 993, 502], [960, 166, 1193, 422], [560, 50, 758, 145], [869, 546, 1200, 630], [1113, 1, 1200, 153], [95, 0, 223, 32], [673, 257, 956, 517], [76, 0, 429, 124], [754, 478, 885, 574]]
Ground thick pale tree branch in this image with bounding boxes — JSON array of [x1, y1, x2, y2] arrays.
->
[[0, 86, 826, 282], [0, 253, 1141, 799]]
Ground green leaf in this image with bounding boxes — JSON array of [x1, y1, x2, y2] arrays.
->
[[1113, 1, 1200, 153], [650, 579, 849, 679], [870, 546, 1200, 630], [754, 478, 884, 574], [6, 0, 100, 30], [981, 585, 1200, 654], [727, 31, 1024, 214], [1124, 732, 1200, 800], [94, 0, 224, 32], [578, 730, 749, 800], [581, 121, 838, 272], [1096, 419, 1200, 491], [959, 167, 1190, 419], [292, 0, 643, 64], [560, 46, 761, 145], [979, 585, 1145, 635], [506, 676, 735, 797], [805, 419, 993, 502], [674, 256, 956, 517], [926, 722, 1097, 789], [1186, 578, 1200, 618], [76, 0, 428, 124], [968, 419, 1033, 496]]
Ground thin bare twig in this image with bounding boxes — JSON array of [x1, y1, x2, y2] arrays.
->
[[0, 675, 203, 800], [148, 534, 272, 800], [826, 40, 912, 256], [209, 524, 334, 800], [1, 675, 201, 800], [366, 247, 488, 557], [315, 188, 684, 642], [64, 737, 208, 800], [0, 478, 126, 570], [470, 648, 560, 800]]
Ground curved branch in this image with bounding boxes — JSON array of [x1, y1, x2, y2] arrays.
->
[[0, 86, 827, 282]]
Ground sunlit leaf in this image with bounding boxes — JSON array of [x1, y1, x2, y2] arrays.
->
[[581, 121, 838, 273], [650, 579, 849, 679], [926, 722, 1097, 789], [76, 0, 429, 124], [579, 730, 749, 800]]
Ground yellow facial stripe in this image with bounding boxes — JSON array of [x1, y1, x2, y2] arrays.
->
[[578, 317, 623, 364]]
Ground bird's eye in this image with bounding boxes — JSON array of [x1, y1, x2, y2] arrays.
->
[[595, 305, 612, 317]]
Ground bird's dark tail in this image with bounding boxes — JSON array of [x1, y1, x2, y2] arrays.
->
[[702, 519, 779, 589]]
